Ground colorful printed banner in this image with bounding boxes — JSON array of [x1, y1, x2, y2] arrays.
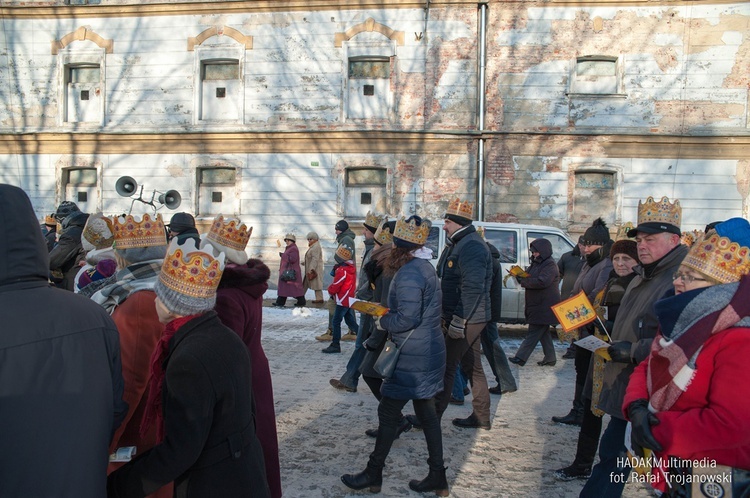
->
[[552, 291, 598, 332]]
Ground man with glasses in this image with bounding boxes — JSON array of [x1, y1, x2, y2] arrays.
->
[[580, 196, 689, 498]]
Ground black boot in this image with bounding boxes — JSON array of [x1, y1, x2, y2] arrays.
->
[[409, 466, 449, 497], [341, 465, 383, 493], [551, 402, 584, 426]]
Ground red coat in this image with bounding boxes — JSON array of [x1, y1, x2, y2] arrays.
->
[[623, 327, 750, 470], [328, 261, 356, 306], [277, 243, 303, 297], [215, 261, 281, 498]]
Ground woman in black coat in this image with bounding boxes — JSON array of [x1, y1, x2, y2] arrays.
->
[[510, 238, 561, 366]]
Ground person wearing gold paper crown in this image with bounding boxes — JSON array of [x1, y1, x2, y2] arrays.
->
[[91, 213, 172, 498], [74, 213, 117, 293], [107, 239, 270, 498], [202, 215, 282, 498], [341, 215, 448, 496], [430, 197, 493, 430], [323, 241, 358, 353], [580, 197, 689, 498], [621, 218, 750, 497]]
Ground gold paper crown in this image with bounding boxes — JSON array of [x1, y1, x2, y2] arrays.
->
[[206, 215, 252, 252], [83, 214, 115, 250], [113, 213, 167, 249], [336, 243, 353, 261], [615, 222, 635, 241], [445, 197, 474, 221], [680, 232, 696, 247], [44, 214, 56, 226], [364, 211, 384, 230], [159, 239, 226, 300], [636, 196, 681, 228], [374, 219, 393, 245], [393, 216, 430, 246], [681, 232, 750, 284]]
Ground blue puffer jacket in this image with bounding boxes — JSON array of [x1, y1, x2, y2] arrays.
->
[[379, 257, 446, 400]]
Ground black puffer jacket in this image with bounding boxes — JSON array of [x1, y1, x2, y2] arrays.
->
[[518, 238, 561, 325], [49, 209, 89, 290], [488, 243, 503, 323], [0, 184, 127, 498]]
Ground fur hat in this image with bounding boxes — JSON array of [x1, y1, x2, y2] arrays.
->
[[201, 214, 252, 265], [155, 239, 225, 316], [609, 239, 638, 262], [306, 231, 319, 241], [81, 213, 115, 253], [627, 196, 682, 237], [581, 218, 611, 246], [393, 215, 430, 249], [680, 218, 750, 284], [444, 198, 473, 226], [284, 233, 296, 242], [54, 201, 80, 222], [335, 219, 349, 232], [334, 242, 354, 264]]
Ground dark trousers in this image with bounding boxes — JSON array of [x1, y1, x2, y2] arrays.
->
[[368, 396, 443, 472], [572, 347, 592, 411], [480, 322, 517, 391], [331, 304, 358, 346], [573, 396, 604, 467], [579, 417, 629, 498], [514, 323, 556, 363], [363, 375, 383, 401], [339, 313, 373, 389], [434, 322, 491, 424]]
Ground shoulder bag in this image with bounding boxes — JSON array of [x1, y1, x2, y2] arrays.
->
[[373, 329, 415, 379]]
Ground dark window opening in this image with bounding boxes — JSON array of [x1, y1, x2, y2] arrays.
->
[[360, 192, 372, 204], [216, 88, 226, 98], [77, 191, 88, 202], [363, 85, 374, 96], [212, 192, 223, 203]]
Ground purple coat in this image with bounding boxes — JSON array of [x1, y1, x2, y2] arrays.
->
[[277, 243, 303, 297]]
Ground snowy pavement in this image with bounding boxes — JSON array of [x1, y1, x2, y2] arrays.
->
[[260, 301, 651, 498]]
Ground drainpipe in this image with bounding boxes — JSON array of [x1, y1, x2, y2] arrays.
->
[[477, 3, 488, 221]]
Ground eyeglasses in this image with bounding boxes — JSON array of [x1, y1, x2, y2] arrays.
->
[[672, 271, 707, 284]]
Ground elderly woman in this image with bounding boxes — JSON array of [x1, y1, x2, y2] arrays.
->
[[622, 218, 750, 496], [302, 231, 325, 303], [341, 215, 448, 496], [273, 233, 305, 307]]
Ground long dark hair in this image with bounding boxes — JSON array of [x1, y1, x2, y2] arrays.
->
[[384, 246, 415, 276]]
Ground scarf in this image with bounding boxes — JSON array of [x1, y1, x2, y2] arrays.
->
[[140, 314, 200, 442], [647, 275, 750, 412], [90, 260, 162, 313]]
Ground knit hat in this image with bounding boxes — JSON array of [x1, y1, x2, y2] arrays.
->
[[581, 218, 610, 246], [609, 239, 638, 262], [393, 215, 430, 249], [681, 218, 750, 284], [155, 238, 225, 316], [113, 213, 167, 249], [167, 212, 196, 233], [54, 201, 80, 222], [201, 214, 252, 265], [335, 219, 349, 232], [78, 259, 117, 290], [284, 233, 296, 242], [334, 242, 354, 264], [444, 198, 473, 226], [627, 196, 682, 237], [374, 220, 396, 246], [363, 211, 384, 234], [306, 231, 319, 241], [81, 213, 115, 253]]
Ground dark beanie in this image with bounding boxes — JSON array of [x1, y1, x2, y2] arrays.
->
[[581, 218, 610, 246], [609, 239, 638, 262], [445, 214, 471, 226], [335, 220, 349, 232], [55, 200, 80, 222], [168, 212, 196, 233]]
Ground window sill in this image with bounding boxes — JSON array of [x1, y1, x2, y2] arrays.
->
[[566, 93, 627, 99]]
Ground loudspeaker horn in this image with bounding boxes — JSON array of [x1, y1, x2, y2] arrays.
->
[[115, 176, 138, 197], [158, 190, 182, 209]]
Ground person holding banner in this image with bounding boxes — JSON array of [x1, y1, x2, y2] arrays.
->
[[509, 238, 561, 366]]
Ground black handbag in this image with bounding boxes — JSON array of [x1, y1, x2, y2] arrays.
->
[[373, 329, 415, 379], [280, 268, 296, 281]]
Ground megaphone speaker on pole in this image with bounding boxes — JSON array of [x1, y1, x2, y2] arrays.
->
[[158, 190, 182, 210], [115, 176, 138, 197]]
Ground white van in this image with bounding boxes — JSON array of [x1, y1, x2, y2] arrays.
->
[[425, 221, 575, 324]]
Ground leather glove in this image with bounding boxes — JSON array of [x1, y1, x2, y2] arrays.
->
[[627, 399, 663, 457], [374, 316, 385, 331], [447, 315, 467, 340], [607, 341, 633, 363]]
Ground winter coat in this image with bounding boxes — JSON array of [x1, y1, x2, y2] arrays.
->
[[173, 228, 200, 247], [518, 238, 561, 325], [488, 243, 503, 323], [107, 312, 270, 498], [277, 242, 303, 298], [356, 238, 376, 301], [0, 184, 127, 498], [379, 257, 446, 400], [437, 224, 492, 324], [302, 241, 324, 291], [49, 210, 89, 290], [570, 241, 614, 338], [359, 243, 394, 379], [558, 246, 584, 300], [214, 260, 281, 498], [597, 244, 688, 418], [328, 261, 356, 306]]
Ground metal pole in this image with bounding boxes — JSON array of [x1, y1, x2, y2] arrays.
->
[[477, 3, 488, 221]]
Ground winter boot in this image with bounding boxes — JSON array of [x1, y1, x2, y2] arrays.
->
[[341, 465, 383, 493], [553, 462, 592, 481], [551, 402, 584, 426], [409, 466, 449, 496]]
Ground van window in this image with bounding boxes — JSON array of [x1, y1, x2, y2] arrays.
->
[[484, 229, 517, 263], [426, 226, 441, 259], [527, 232, 574, 260]]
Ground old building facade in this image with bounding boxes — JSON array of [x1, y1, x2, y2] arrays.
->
[[1, 0, 748, 259]]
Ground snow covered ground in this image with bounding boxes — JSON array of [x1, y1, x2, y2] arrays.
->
[[260, 295, 651, 498]]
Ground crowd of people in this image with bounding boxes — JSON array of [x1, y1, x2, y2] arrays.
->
[[2, 182, 749, 498]]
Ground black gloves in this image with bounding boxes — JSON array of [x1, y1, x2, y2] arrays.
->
[[627, 399, 663, 457], [447, 315, 466, 340], [607, 341, 633, 363]]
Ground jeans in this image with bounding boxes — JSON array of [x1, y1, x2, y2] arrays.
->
[[480, 322, 517, 392], [579, 417, 629, 498], [368, 396, 443, 472], [328, 298, 357, 333], [331, 305, 358, 346], [339, 313, 373, 389], [451, 367, 467, 402]]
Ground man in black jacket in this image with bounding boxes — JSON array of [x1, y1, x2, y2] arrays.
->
[[0, 184, 127, 498], [49, 206, 89, 291]]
